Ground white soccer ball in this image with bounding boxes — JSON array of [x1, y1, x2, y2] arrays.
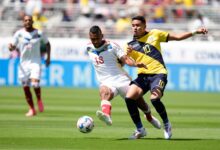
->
[[77, 116, 94, 133]]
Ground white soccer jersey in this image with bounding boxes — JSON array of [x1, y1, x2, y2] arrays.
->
[[11, 28, 49, 81], [12, 28, 49, 64], [87, 40, 129, 84]]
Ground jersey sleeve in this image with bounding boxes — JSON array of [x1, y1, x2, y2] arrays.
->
[[154, 29, 169, 42], [113, 43, 125, 59], [159, 30, 169, 42], [11, 31, 20, 46]]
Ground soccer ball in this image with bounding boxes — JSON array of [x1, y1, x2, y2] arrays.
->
[[77, 116, 94, 133]]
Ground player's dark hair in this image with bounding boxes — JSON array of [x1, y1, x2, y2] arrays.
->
[[132, 16, 146, 25], [23, 15, 33, 20], [89, 25, 102, 34]]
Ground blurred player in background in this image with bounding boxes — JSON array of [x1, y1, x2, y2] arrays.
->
[[8, 15, 51, 117], [87, 25, 161, 139], [124, 15, 208, 139]]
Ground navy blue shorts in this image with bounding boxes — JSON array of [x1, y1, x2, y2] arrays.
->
[[130, 74, 168, 95]]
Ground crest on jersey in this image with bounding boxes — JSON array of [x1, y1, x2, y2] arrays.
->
[[147, 35, 154, 43]]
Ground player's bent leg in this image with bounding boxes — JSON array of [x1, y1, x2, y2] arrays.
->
[[151, 90, 171, 139], [97, 86, 114, 125], [129, 127, 147, 140], [32, 80, 44, 113], [98, 100, 112, 125], [22, 81, 36, 116], [99, 86, 114, 115], [164, 122, 172, 139], [136, 96, 151, 114], [136, 96, 161, 129], [144, 114, 161, 129], [96, 110, 112, 126], [37, 100, 44, 112], [100, 100, 112, 116]]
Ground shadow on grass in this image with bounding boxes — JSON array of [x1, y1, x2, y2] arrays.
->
[[116, 137, 210, 141]]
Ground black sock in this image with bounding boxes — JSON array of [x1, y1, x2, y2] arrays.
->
[[125, 97, 143, 129], [151, 98, 169, 124]]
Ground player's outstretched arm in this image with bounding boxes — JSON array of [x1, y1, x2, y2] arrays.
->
[[120, 55, 147, 69], [168, 27, 208, 41]]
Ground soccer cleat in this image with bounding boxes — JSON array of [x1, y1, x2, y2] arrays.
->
[[96, 110, 112, 126], [145, 115, 161, 129], [129, 128, 147, 140], [25, 108, 36, 117], [37, 100, 44, 112], [164, 122, 172, 139]]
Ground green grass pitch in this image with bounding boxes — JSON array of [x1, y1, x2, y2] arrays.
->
[[0, 87, 220, 150]]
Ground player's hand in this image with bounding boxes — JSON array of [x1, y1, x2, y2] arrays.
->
[[127, 45, 133, 54], [196, 27, 208, 35], [8, 43, 16, 51], [136, 62, 147, 69], [45, 59, 50, 67]]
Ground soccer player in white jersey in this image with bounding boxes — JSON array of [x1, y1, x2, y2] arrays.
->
[[87, 25, 161, 139], [8, 15, 51, 117]]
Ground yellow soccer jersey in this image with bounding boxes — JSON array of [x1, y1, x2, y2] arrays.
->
[[126, 29, 169, 75]]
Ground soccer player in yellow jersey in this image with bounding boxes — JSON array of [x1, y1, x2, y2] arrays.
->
[[124, 15, 208, 139]]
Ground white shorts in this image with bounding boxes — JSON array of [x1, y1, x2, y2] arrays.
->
[[18, 62, 41, 82], [100, 74, 131, 99]]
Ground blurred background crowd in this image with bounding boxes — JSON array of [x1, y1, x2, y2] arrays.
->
[[0, 0, 219, 40]]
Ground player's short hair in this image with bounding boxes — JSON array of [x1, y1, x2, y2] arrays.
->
[[23, 15, 33, 20], [89, 25, 102, 34], [132, 16, 146, 25]]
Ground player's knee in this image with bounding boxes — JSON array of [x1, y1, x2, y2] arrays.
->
[[99, 86, 113, 100], [150, 88, 162, 99], [31, 81, 40, 88], [126, 84, 142, 100]]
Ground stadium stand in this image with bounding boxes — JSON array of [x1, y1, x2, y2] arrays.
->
[[0, 0, 219, 40]]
